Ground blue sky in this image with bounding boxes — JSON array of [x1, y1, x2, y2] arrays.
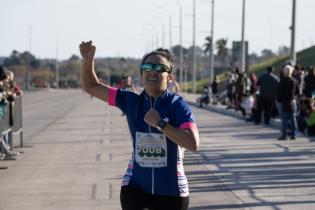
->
[[1, 0, 314, 59]]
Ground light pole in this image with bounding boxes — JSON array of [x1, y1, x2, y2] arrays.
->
[[138, 33, 150, 52], [179, 5, 184, 86], [290, 0, 296, 65], [209, 0, 215, 85], [156, 7, 173, 50], [192, 0, 196, 93], [175, 1, 184, 86], [152, 16, 166, 48], [151, 33, 155, 50], [240, 0, 246, 73], [26, 25, 32, 90], [266, 19, 273, 49], [169, 16, 172, 49], [55, 41, 59, 88], [28, 25, 32, 53], [162, 24, 166, 48], [144, 24, 159, 49]]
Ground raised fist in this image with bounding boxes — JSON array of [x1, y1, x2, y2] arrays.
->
[[79, 41, 96, 62]]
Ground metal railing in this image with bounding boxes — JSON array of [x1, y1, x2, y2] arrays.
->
[[0, 95, 23, 148]]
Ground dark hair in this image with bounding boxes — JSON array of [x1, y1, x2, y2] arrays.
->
[[301, 98, 314, 111], [294, 65, 301, 71], [233, 67, 240, 74], [140, 48, 175, 73], [308, 66, 315, 74], [267, 66, 274, 73]]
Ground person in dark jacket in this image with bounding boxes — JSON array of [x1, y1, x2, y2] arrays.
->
[[225, 72, 235, 108], [211, 75, 218, 104], [255, 66, 279, 125], [0, 65, 7, 81], [235, 72, 246, 109], [305, 99, 315, 141], [303, 67, 315, 98], [277, 65, 299, 140], [249, 72, 257, 94]]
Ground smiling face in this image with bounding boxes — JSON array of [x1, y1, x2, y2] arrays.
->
[[141, 54, 173, 97]]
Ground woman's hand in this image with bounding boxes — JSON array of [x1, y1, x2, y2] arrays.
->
[[79, 41, 96, 62], [144, 109, 161, 128]]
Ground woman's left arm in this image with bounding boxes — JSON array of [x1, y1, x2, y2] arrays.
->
[[161, 124, 199, 152], [144, 109, 200, 151]]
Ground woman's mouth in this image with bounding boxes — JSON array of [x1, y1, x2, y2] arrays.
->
[[147, 77, 158, 83]]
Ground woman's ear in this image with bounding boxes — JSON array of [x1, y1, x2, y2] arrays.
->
[[140, 73, 144, 86], [167, 74, 174, 84]]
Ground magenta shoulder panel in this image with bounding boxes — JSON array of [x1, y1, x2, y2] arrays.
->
[[179, 122, 197, 130], [108, 87, 118, 106]]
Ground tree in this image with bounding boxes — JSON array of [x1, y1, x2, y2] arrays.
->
[[20, 51, 36, 65], [278, 46, 290, 56], [3, 50, 22, 66], [261, 49, 275, 59], [248, 52, 259, 65], [59, 58, 81, 81], [30, 59, 41, 69], [187, 45, 203, 58], [216, 38, 228, 65], [171, 45, 188, 58], [69, 54, 80, 62], [203, 36, 212, 55], [3, 50, 39, 68], [31, 67, 55, 87]]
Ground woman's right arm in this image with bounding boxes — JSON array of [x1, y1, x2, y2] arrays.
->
[[80, 41, 111, 102]]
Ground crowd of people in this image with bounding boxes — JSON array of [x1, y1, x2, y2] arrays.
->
[[0, 65, 22, 160], [209, 61, 315, 141]]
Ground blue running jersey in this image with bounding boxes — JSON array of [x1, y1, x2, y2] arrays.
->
[[108, 87, 198, 197]]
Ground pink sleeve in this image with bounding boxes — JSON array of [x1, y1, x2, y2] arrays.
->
[[108, 87, 118, 106], [179, 122, 198, 131]]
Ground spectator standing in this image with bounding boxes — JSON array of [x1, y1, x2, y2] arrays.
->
[[225, 72, 235, 108], [255, 66, 279, 125], [249, 72, 257, 94], [211, 75, 218, 104], [303, 67, 315, 98], [234, 72, 246, 109], [0, 65, 6, 81], [293, 65, 304, 97], [277, 65, 299, 140], [0, 67, 19, 159], [305, 98, 315, 141]]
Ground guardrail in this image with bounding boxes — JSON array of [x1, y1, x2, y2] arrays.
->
[[0, 95, 23, 148]]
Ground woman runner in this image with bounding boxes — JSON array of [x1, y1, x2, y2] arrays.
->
[[79, 41, 200, 210]]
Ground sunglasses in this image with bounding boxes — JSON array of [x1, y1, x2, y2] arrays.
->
[[140, 63, 171, 73]]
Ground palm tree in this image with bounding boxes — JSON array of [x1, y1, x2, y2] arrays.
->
[[204, 36, 212, 56], [216, 38, 228, 66]]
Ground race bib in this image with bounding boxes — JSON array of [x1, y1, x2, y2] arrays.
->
[[135, 132, 167, 168]]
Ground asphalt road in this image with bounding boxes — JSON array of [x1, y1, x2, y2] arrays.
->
[[0, 89, 315, 210]]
